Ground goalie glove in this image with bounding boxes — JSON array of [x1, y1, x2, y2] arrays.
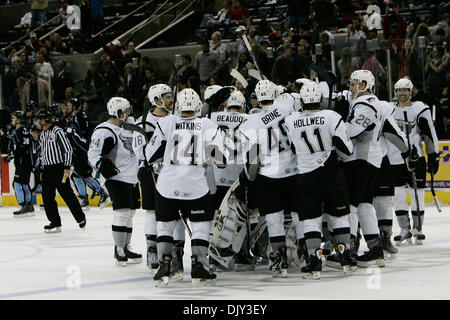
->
[[206, 87, 233, 111], [427, 153, 440, 175], [402, 145, 419, 172], [97, 157, 120, 179]]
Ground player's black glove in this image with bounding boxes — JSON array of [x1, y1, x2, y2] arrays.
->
[[334, 96, 350, 120], [98, 157, 120, 179], [402, 145, 419, 172], [427, 153, 440, 175], [207, 87, 233, 111], [3, 154, 13, 164], [138, 166, 149, 181]]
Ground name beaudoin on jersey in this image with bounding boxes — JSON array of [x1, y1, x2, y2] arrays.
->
[[284, 109, 353, 173], [145, 114, 227, 200]]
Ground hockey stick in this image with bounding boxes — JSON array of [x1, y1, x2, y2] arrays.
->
[[241, 34, 265, 80], [230, 68, 248, 88], [429, 154, 442, 213], [248, 68, 262, 81], [404, 111, 421, 235]]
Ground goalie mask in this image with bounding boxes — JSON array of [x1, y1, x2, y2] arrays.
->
[[147, 84, 173, 112], [177, 88, 202, 115], [107, 97, 130, 121], [394, 78, 413, 103]]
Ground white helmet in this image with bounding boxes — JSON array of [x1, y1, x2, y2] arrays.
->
[[177, 89, 202, 114], [394, 78, 413, 102], [254, 80, 277, 103], [300, 81, 322, 106], [107, 97, 130, 120], [349, 70, 375, 94], [147, 84, 173, 111], [204, 85, 223, 102], [226, 90, 246, 112], [276, 85, 287, 96]]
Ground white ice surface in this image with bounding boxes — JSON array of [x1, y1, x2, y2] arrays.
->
[[1, 205, 450, 300]]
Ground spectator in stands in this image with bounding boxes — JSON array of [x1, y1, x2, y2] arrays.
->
[[79, 0, 92, 34], [83, 62, 104, 105], [101, 38, 124, 70], [435, 28, 447, 48], [194, 41, 221, 87], [290, 43, 311, 81], [336, 0, 354, 26], [186, 75, 201, 96], [64, 86, 77, 104], [29, 32, 43, 53], [120, 62, 141, 114], [21, 70, 50, 110], [272, 43, 293, 85], [386, 23, 406, 54], [269, 31, 284, 59], [53, 60, 73, 103], [287, 0, 310, 31], [211, 31, 229, 64], [362, 49, 384, 95], [124, 42, 141, 65], [67, 28, 85, 54], [18, 51, 34, 76], [200, 0, 232, 28], [229, 0, 250, 23], [425, 45, 449, 102], [91, 0, 104, 34], [337, 47, 357, 90], [30, 0, 48, 28], [101, 60, 120, 103], [34, 52, 53, 79], [311, 0, 337, 31], [433, 13, 449, 41], [298, 23, 311, 38], [413, 23, 432, 48], [345, 16, 366, 69], [397, 38, 418, 80], [299, 34, 312, 58], [173, 54, 198, 89], [364, 4, 382, 31], [383, 5, 406, 53], [50, 33, 70, 55]]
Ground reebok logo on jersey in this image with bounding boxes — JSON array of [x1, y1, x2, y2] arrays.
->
[[191, 210, 205, 215]]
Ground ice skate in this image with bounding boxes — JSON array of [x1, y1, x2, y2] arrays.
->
[[78, 219, 86, 229], [337, 243, 357, 274], [413, 232, 426, 245], [98, 189, 111, 208], [234, 251, 256, 271], [394, 229, 412, 246], [381, 231, 398, 259], [301, 249, 322, 280], [357, 244, 385, 268], [124, 245, 142, 264], [269, 246, 288, 278], [154, 255, 172, 287], [114, 246, 128, 267], [191, 255, 217, 287], [325, 253, 342, 269], [44, 223, 61, 233], [13, 205, 31, 218], [79, 196, 90, 211], [147, 247, 159, 274], [170, 245, 184, 281]]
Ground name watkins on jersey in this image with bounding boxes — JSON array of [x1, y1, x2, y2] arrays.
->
[[293, 116, 325, 128], [175, 122, 202, 130]]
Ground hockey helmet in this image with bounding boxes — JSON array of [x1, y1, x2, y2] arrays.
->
[[35, 108, 52, 121], [254, 80, 277, 103], [177, 89, 202, 114], [147, 84, 173, 111], [300, 81, 322, 106], [12, 110, 26, 120], [394, 78, 413, 102], [349, 70, 375, 94], [107, 97, 130, 121], [226, 90, 246, 113], [204, 85, 223, 102]]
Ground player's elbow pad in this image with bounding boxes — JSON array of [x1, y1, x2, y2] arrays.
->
[[97, 157, 120, 179]]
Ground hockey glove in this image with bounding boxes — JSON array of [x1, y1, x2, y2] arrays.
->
[[402, 145, 419, 172], [4, 154, 13, 164], [207, 87, 233, 111], [98, 157, 120, 179], [427, 153, 440, 175], [333, 96, 350, 120]]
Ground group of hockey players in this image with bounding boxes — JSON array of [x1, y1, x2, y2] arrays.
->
[[4, 99, 110, 218], [83, 66, 439, 287]]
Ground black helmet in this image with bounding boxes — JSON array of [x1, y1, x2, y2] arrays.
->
[[31, 124, 42, 132], [12, 110, 26, 120], [68, 98, 82, 109], [35, 108, 52, 120], [27, 101, 37, 111]]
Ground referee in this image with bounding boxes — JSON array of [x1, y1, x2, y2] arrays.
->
[[36, 109, 86, 233]]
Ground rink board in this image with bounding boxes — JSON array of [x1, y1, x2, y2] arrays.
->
[[1, 140, 450, 206]]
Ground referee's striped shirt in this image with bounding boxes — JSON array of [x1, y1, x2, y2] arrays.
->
[[39, 125, 73, 168]]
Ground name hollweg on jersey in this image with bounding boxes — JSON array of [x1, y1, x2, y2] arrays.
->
[[293, 116, 325, 128], [183, 303, 267, 318]]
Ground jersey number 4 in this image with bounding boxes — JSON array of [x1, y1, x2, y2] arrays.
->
[[301, 128, 325, 153], [171, 134, 199, 165]]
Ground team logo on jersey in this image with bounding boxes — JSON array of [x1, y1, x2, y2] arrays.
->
[[48, 133, 55, 142], [119, 133, 135, 156]]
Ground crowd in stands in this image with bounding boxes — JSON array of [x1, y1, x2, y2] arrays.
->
[[0, 0, 449, 143]]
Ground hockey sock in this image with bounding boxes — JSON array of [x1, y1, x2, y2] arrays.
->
[[357, 203, 380, 249], [13, 182, 25, 205], [410, 188, 425, 231], [73, 177, 87, 197], [348, 205, 358, 249], [112, 209, 131, 249], [144, 210, 157, 249], [156, 220, 176, 262], [412, 211, 425, 231], [85, 177, 102, 192], [328, 214, 351, 248], [126, 210, 136, 245], [304, 217, 322, 256], [173, 219, 186, 242], [394, 186, 410, 230], [374, 196, 393, 235], [191, 221, 210, 265], [265, 211, 286, 253]]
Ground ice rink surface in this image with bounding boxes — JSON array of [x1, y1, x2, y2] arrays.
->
[[1, 204, 450, 300]]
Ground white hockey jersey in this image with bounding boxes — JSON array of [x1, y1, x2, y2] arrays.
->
[[378, 101, 408, 158], [239, 97, 297, 178], [88, 121, 139, 185], [145, 114, 226, 200], [344, 94, 384, 168], [132, 111, 165, 161], [387, 101, 439, 165], [210, 111, 247, 186], [284, 109, 352, 173]]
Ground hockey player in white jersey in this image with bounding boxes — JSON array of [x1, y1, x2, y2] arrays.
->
[[132, 84, 178, 275], [88, 97, 141, 267], [239, 79, 298, 277], [284, 81, 356, 278], [387, 78, 439, 245], [145, 88, 226, 286]]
